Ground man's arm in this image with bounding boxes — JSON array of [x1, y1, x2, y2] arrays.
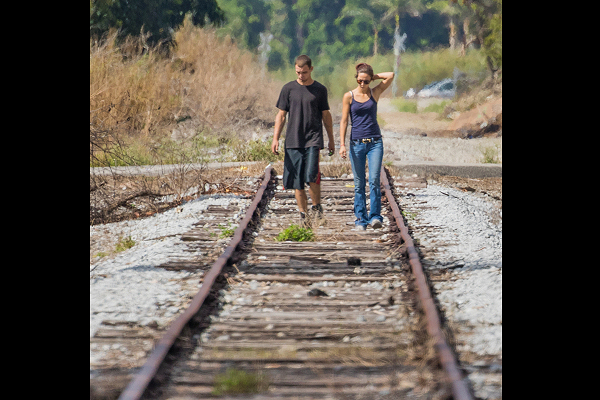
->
[[272, 109, 287, 154], [322, 110, 334, 154]]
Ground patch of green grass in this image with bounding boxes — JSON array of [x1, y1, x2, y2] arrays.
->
[[218, 224, 236, 239], [276, 224, 315, 242], [115, 236, 135, 252], [391, 98, 418, 113], [212, 368, 269, 395], [401, 210, 417, 220], [422, 100, 451, 114], [480, 144, 500, 164]]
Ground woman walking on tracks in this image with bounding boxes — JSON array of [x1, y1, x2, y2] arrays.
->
[[339, 63, 394, 231]]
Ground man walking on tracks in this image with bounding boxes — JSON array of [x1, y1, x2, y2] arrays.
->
[[271, 55, 335, 226]]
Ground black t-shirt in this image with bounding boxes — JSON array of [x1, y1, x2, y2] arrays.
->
[[276, 80, 329, 149]]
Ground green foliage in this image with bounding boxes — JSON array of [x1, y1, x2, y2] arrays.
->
[[423, 100, 451, 113], [115, 236, 136, 252], [92, 0, 500, 80], [216, 0, 270, 48], [90, 0, 225, 42], [276, 225, 315, 242], [396, 48, 486, 93], [231, 139, 284, 162], [391, 98, 418, 113], [212, 369, 269, 395], [479, 144, 500, 164], [218, 224, 236, 239]]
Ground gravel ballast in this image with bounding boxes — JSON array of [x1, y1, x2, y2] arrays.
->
[[395, 180, 502, 399], [90, 174, 501, 398], [90, 194, 251, 340]]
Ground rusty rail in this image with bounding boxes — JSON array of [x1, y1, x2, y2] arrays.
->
[[118, 163, 471, 399], [381, 166, 473, 400], [118, 165, 274, 400]]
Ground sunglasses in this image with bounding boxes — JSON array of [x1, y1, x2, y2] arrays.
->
[[357, 79, 371, 85]]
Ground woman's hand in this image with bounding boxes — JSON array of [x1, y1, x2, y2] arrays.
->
[[339, 144, 347, 159]]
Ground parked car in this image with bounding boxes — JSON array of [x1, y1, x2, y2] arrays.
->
[[405, 78, 456, 99], [416, 78, 455, 98]]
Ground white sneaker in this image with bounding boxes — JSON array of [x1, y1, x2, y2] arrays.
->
[[352, 225, 366, 231]]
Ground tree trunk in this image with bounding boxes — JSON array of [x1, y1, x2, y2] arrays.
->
[[449, 17, 457, 50], [461, 17, 476, 55], [373, 27, 378, 56]]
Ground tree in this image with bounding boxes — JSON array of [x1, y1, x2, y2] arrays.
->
[[216, 0, 271, 49], [452, 0, 501, 76], [337, 0, 388, 56], [90, 0, 225, 42], [379, 0, 425, 36]]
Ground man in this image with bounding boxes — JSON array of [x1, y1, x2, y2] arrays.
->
[[272, 55, 335, 226]]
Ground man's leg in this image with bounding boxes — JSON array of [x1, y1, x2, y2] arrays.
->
[[305, 146, 322, 209], [295, 189, 308, 213], [308, 181, 321, 207]]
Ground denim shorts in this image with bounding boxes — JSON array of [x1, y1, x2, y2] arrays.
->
[[282, 146, 321, 190]]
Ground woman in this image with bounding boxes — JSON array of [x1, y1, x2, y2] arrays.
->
[[339, 63, 394, 230]]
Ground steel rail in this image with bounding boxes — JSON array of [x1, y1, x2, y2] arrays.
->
[[118, 163, 471, 399], [381, 166, 473, 400], [118, 165, 274, 400]]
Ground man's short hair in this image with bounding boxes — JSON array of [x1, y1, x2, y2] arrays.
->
[[295, 55, 312, 68]]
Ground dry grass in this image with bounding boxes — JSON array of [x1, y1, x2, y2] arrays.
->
[[90, 15, 280, 153]]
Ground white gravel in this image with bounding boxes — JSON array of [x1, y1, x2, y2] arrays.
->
[[396, 181, 502, 398], [90, 194, 250, 339], [90, 177, 502, 398]]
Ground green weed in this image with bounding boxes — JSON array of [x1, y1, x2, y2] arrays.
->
[[480, 144, 500, 164], [218, 224, 236, 239], [115, 236, 136, 252], [401, 210, 417, 220], [276, 224, 315, 242], [212, 368, 269, 395]]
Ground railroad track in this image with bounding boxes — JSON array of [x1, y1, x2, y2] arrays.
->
[[92, 165, 473, 399]]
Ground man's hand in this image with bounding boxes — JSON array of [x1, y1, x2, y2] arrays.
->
[[273, 109, 286, 155], [328, 141, 335, 156]]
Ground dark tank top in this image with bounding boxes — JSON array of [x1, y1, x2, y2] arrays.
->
[[350, 90, 381, 141]]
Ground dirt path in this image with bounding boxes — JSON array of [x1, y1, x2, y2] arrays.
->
[[375, 97, 502, 164]]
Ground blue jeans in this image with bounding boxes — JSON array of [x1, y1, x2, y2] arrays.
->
[[349, 138, 384, 227]]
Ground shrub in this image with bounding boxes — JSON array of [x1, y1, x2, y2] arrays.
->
[[90, 15, 280, 167], [231, 139, 284, 162], [276, 225, 315, 242], [480, 144, 501, 164]]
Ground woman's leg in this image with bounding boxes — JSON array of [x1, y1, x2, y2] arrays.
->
[[349, 141, 368, 228], [367, 140, 384, 224]]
